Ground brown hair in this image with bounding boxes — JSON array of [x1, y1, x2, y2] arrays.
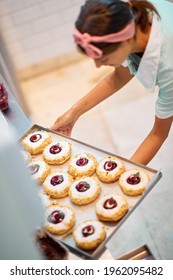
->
[[75, 0, 160, 55], [130, 0, 160, 32]]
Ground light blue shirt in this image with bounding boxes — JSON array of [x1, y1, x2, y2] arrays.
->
[[125, 0, 173, 119]]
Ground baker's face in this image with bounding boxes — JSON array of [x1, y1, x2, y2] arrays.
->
[[94, 41, 131, 68]]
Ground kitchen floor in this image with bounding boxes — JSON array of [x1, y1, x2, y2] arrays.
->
[[21, 57, 173, 260]]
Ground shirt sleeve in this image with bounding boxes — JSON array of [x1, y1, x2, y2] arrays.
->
[[155, 41, 173, 119]]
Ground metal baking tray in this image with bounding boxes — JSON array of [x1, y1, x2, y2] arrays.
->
[[115, 244, 155, 260], [19, 124, 162, 260]]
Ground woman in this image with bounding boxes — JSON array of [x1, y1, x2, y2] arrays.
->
[[51, 0, 173, 165]]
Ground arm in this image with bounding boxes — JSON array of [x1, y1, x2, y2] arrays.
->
[[71, 66, 133, 117], [51, 66, 133, 135], [130, 115, 173, 165]]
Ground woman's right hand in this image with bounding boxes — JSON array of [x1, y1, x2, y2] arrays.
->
[[50, 110, 79, 136]]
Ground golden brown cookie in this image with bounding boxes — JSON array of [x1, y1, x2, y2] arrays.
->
[[95, 194, 128, 222], [73, 220, 106, 250], [96, 156, 125, 183], [22, 130, 51, 155], [44, 204, 75, 235], [43, 141, 71, 165], [43, 171, 73, 198], [21, 150, 31, 163], [27, 160, 51, 184], [119, 169, 149, 196], [68, 152, 97, 178], [69, 177, 101, 205]]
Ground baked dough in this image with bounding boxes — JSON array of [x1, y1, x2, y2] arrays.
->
[[21, 150, 31, 163], [43, 171, 73, 198], [43, 140, 71, 165], [69, 177, 101, 205], [68, 152, 97, 178], [22, 130, 51, 155], [95, 194, 128, 222], [44, 204, 75, 235], [73, 220, 106, 250], [96, 156, 125, 183], [119, 169, 149, 196], [27, 160, 51, 184]]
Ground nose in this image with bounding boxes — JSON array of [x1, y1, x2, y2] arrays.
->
[[94, 59, 102, 68]]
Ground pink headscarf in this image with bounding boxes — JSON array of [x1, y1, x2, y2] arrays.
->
[[73, 20, 135, 59]]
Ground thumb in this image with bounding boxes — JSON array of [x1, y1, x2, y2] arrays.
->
[[49, 118, 62, 130], [49, 123, 60, 131]]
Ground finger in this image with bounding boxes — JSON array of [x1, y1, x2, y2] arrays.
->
[[59, 129, 71, 137], [63, 130, 70, 136], [49, 125, 56, 130], [55, 129, 65, 136], [66, 131, 71, 137], [50, 124, 61, 131]]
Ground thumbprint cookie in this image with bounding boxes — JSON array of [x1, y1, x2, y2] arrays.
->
[[27, 160, 51, 184], [95, 194, 128, 222], [96, 156, 125, 183], [44, 204, 75, 235], [21, 150, 31, 163], [68, 153, 97, 178], [119, 169, 149, 196], [69, 177, 101, 205], [43, 171, 73, 198], [73, 220, 106, 250], [43, 141, 71, 165], [22, 130, 51, 155]]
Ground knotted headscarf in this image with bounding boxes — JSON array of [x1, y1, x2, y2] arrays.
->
[[73, 20, 135, 59]]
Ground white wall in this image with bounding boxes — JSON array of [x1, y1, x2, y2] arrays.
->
[[0, 0, 84, 70]]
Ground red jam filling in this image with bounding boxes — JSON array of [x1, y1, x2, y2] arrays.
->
[[30, 133, 42, 142], [50, 175, 64, 186], [104, 161, 117, 171], [0, 83, 8, 111], [76, 157, 89, 166], [127, 173, 141, 185], [103, 197, 117, 209], [82, 225, 95, 237], [49, 144, 62, 154], [28, 164, 39, 175], [76, 181, 90, 192], [47, 210, 65, 224]]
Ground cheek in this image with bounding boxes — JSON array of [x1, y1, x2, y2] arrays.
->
[[106, 47, 129, 65], [118, 52, 129, 64], [113, 52, 127, 64], [115, 45, 129, 60]]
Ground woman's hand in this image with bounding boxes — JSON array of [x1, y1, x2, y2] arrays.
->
[[50, 67, 132, 136], [50, 110, 79, 136], [130, 116, 173, 165]]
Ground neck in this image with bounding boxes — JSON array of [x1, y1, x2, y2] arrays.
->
[[131, 22, 151, 53]]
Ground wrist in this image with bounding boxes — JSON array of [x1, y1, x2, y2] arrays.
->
[[70, 104, 81, 120], [71, 101, 86, 119]]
